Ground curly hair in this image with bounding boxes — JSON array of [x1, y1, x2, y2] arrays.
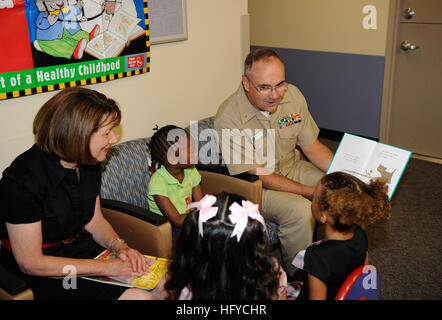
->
[[164, 193, 281, 300], [318, 172, 391, 232]]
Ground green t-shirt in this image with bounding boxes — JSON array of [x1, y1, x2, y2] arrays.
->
[[147, 166, 202, 216]]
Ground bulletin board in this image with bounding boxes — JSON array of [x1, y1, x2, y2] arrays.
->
[[149, 0, 187, 44], [0, 0, 150, 100]]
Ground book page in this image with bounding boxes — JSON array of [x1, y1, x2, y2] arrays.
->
[[327, 133, 378, 179], [108, 9, 142, 41], [365, 142, 412, 198], [327, 133, 412, 199], [86, 32, 126, 59]]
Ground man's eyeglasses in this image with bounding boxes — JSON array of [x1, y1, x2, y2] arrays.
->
[[246, 76, 288, 95]]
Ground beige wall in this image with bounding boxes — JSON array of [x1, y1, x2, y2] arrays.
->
[[0, 0, 248, 172], [249, 0, 390, 56]]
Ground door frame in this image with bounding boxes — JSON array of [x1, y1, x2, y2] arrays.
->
[[379, 0, 400, 144], [380, 0, 442, 163]]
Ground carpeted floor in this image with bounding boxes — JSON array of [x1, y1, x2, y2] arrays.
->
[[319, 134, 442, 300]]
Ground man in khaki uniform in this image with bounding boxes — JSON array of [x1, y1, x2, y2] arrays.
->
[[214, 48, 333, 276]]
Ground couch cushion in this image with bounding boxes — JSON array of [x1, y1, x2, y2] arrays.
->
[[185, 116, 222, 165], [101, 138, 151, 209]]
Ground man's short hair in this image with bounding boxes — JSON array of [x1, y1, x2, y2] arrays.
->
[[244, 48, 282, 77]]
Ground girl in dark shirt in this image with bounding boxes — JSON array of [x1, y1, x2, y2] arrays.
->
[[292, 171, 391, 300]]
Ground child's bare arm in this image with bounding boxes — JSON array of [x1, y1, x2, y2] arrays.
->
[[192, 184, 203, 202], [153, 195, 187, 227], [308, 274, 327, 300]]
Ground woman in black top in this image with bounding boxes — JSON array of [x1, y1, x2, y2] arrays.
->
[[0, 87, 162, 300], [292, 171, 391, 300]]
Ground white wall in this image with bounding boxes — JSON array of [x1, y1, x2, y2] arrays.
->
[[0, 0, 249, 172]]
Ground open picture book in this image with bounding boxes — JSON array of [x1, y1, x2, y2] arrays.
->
[[85, 9, 144, 59], [81, 250, 170, 290], [327, 133, 412, 199]]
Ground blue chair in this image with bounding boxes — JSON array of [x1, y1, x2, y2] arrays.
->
[[100, 137, 174, 259], [335, 265, 381, 300]]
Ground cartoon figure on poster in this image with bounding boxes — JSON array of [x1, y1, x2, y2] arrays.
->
[[33, 0, 100, 59], [30, 0, 145, 61]]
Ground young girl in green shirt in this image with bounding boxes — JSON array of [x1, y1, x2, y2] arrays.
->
[[147, 125, 203, 242]]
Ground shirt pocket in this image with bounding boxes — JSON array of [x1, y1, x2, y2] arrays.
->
[[278, 127, 298, 151]]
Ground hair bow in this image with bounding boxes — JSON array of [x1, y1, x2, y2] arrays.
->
[[186, 194, 218, 237], [228, 200, 265, 242]]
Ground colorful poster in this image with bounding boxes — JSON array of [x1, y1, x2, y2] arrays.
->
[[0, 0, 150, 100]]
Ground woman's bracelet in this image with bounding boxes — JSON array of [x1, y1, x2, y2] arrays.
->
[[109, 237, 126, 252]]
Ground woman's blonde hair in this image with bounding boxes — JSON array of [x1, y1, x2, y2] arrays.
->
[[33, 87, 121, 165]]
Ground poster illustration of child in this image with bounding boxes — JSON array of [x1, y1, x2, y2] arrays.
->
[[33, 0, 99, 60]]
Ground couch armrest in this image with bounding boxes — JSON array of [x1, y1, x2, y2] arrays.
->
[[0, 266, 34, 300], [199, 170, 263, 209], [101, 199, 168, 226], [101, 199, 172, 259], [196, 164, 259, 182]]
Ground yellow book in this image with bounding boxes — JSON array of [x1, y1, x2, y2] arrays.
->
[[82, 249, 170, 290]]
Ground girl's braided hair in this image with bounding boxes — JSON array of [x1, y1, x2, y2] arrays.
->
[[148, 125, 188, 172]]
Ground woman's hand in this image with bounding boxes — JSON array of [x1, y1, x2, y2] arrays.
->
[[105, 256, 141, 278], [85, 197, 151, 275], [105, 254, 149, 278], [112, 242, 151, 275]]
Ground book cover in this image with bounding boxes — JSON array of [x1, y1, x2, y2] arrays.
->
[[82, 249, 170, 290], [327, 133, 412, 199]]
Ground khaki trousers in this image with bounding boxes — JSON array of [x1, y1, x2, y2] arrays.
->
[[261, 160, 324, 276]]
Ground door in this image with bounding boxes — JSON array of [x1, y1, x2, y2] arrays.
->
[[385, 0, 442, 159]]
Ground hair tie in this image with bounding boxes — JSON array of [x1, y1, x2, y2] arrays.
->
[[228, 200, 265, 242], [186, 194, 218, 237]]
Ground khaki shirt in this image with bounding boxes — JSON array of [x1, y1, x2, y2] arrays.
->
[[214, 83, 319, 176]]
